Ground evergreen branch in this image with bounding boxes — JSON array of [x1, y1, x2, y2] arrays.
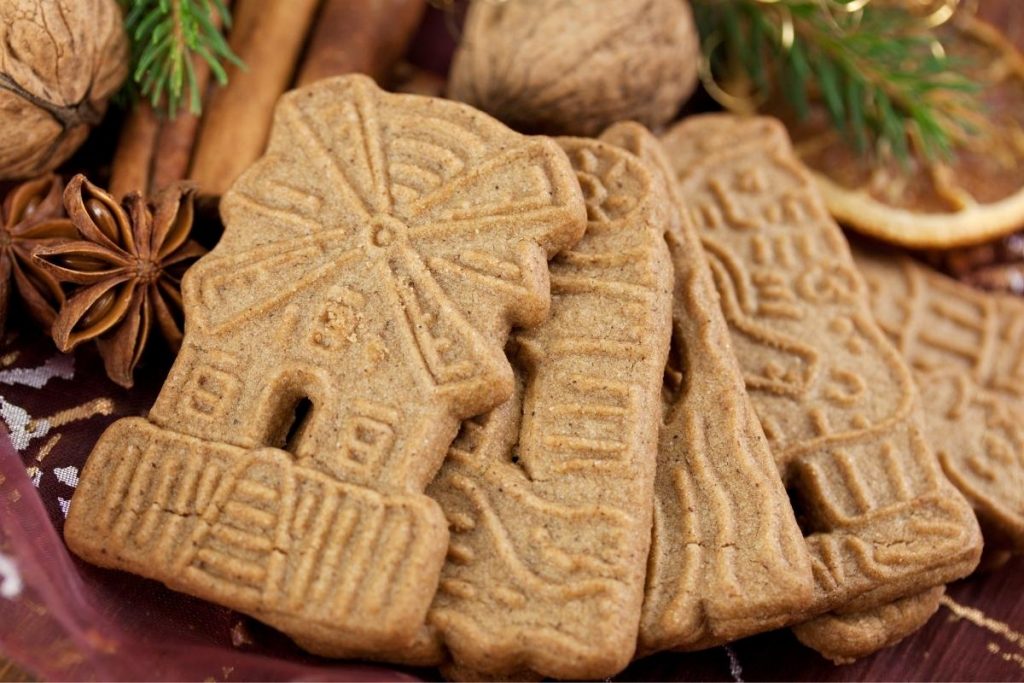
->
[[692, 0, 982, 160], [119, 0, 244, 116]]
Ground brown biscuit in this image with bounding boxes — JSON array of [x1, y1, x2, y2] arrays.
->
[[448, 0, 699, 137], [599, 122, 816, 654], [64, 75, 587, 658], [792, 586, 945, 664], [660, 115, 982, 650], [792, 202, 1024, 671], [419, 132, 673, 680], [854, 247, 1024, 551]]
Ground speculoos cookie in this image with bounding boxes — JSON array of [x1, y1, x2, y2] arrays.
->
[[415, 131, 673, 680], [660, 114, 982, 659], [600, 122, 817, 655], [64, 74, 587, 658], [855, 246, 1024, 552]]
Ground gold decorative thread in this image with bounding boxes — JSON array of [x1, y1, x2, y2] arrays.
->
[[987, 642, 1024, 671], [0, 351, 19, 367], [923, 0, 960, 28], [699, 33, 766, 115], [46, 398, 115, 429], [816, 0, 867, 34], [777, 5, 795, 50], [35, 433, 61, 463], [941, 596, 1024, 649], [829, 0, 870, 12]]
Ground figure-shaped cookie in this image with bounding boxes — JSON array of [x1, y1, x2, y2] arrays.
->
[[417, 134, 673, 680], [598, 123, 815, 654], [660, 115, 982, 649], [855, 247, 1024, 552], [64, 75, 587, 657], [785, 245, 1022, 667]]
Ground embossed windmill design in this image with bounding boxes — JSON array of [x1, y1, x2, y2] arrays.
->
[[64, 75, 587, 658]]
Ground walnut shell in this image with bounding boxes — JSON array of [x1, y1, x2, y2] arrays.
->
[[448, 0, 700, 136], [0, 0, 128, 180]]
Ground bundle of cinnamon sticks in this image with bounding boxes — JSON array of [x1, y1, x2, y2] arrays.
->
[[111, 0, 427, 200]]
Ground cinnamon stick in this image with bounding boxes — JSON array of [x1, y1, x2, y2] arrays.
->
[[110, 98, 210, 200], [150, 106, 204, 194], [109, 103, 160, 199], [108, 9, 223, 199], [296, 0, 427, 87], [188, 0, 320, 197]]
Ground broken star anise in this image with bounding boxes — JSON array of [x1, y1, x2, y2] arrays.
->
[[0, 174, 77, 335], [32, 174, 206, 388]]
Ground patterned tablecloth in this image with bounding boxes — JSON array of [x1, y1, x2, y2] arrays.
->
[[0, 324, 1021, 682]]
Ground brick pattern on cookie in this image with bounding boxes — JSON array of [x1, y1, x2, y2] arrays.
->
[[421, 134, 673, 680], [854, 247, 1024, 551], [600, 122, 815, 654], [660, 115, 982, 637], [64, 75, 587, 658]]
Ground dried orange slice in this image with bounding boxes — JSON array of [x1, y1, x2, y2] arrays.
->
[[779, 14, 1024, 248]]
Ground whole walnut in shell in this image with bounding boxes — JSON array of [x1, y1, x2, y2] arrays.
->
[[448, 0, 700, 136], [0, 0, 128, 180]]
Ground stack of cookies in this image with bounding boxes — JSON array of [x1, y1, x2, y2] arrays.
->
[[63, 75, 1020, 680]]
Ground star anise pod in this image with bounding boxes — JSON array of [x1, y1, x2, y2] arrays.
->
[[33, 174, 206, 388], [0, 174, 77, 335]]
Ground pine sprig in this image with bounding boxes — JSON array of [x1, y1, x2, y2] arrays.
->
[[693, 0, 981, 160], [120, 0, 244, 116]]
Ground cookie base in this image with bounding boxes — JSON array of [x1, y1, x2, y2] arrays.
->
[[64, 417, 448, 658]]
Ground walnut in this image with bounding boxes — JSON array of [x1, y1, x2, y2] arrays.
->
[[448, 0, 700, 136], [0, 0, 128, 180]]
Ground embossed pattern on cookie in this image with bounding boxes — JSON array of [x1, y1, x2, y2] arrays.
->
[[421, 134, 673, 680], [63, 75, 587, 659], [600, 123, 815, 654], [660, 115, 982, 639], [855, 247, 1024, 551]]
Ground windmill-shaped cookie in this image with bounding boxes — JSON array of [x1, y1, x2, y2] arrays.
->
[[64, 75, 587, 657]]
